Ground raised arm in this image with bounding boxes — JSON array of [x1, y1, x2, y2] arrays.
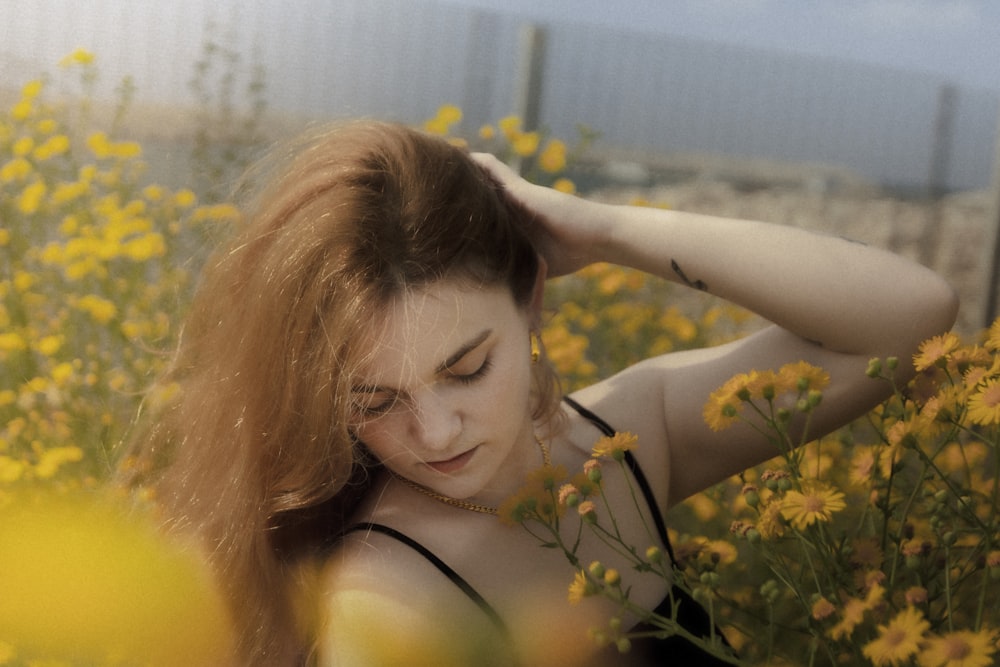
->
[[474, 154, 959, 504]]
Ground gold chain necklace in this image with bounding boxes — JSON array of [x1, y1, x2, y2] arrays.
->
[[389, 435, 552, 515]]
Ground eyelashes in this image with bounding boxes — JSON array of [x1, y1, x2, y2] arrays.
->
[[354, 356, 494, 419], [451, 356, 493, 385]]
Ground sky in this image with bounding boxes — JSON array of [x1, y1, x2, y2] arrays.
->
[[437, 0, 1000, 91]]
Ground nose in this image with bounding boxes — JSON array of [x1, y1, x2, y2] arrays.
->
[[408, 387, 461, 453]]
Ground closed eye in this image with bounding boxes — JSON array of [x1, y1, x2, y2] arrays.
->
[[351, 389, 398, 419], [449, 356, 493, 385]]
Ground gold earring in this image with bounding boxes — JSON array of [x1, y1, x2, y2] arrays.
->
[[530, 331, 541, 365]]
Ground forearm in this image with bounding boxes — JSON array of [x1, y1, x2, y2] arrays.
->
[[592, 203, 958, 356]]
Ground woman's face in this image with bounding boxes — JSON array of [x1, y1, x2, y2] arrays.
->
[[349, 280, 537, 500]]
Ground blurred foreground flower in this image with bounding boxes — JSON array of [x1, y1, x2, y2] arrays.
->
[[0, 490, 232, 665]]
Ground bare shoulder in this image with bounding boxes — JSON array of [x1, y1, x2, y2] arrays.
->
[[318, 529, 512, 666]]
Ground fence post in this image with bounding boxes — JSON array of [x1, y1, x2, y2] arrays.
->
[[510, 23, 546, 173], [920, 83, 957, 268], [983, 104, 1000, 328]]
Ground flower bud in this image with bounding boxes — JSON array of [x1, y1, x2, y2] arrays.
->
[[604, 568, 621, 586], [589, 561, 606, 579], [866, 358, 882, 378], [645, 545, 663, 564]]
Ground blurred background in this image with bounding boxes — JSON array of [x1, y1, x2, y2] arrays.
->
[[2, 0, 998, 330]]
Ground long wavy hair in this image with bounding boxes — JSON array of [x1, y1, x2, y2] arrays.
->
[[123, 121, 562, 664]]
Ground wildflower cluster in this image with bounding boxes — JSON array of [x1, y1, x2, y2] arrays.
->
[[501, 430, 741, 663], [689, 337, 999, 666], [0, 59, 238, 491]]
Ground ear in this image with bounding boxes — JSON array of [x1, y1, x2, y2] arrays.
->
[[528, 256, 548, 324]]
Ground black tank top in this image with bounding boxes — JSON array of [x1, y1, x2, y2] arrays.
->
[[349, 396, 735, 666]]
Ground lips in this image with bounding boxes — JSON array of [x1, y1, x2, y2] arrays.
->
[[426, 447, 477, 474]]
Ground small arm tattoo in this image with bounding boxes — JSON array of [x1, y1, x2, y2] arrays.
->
[[671, 259, 708, 291]]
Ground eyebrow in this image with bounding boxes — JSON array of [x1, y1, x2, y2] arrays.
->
[[351, 328, 494, 394]]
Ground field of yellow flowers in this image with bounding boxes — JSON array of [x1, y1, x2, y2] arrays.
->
[[1, 57, 997, 665]]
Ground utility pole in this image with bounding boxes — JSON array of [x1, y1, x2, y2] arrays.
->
[[983, 105, 1000, 328], [510, 23, 546, 173]]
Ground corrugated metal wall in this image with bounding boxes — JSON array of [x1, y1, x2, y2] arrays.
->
[[2, 0, 997, 192]]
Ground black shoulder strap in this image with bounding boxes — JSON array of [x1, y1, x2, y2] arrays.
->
[[562, 395, 678, 565], [347, 522, 512, 638]]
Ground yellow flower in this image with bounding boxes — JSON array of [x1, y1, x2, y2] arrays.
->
[[780, 482, 846, 531], [59, 48, 95, 66], [827, 584, 884, 641], [777, 360, 830, 393], [966, 378, 1000, 425], [21, 79, 44, 100], [0, 157, 33, 182], [591, 431, 637, 460], [34, 335, 63, 357], [917, 628, 997, 667], [436, 104, 462, 125], [0, 491, 232, 664], [33, 134, 70, 160], [75, 295, 118, 324], [17, 180, 46, 215], [755, 501, 785, 539], [0, 332, 28, 353], [478, 124, 495, 140], [913, 332, 961, 371], [811, 597, 836, 620], [567, 570, 592, 604], [538, 139, 567, 173], [512, 131, 540, 157], [174, 189, 197, 208], [703, 373, 751, 431], [985, 317, 1000, 351], [498, 116, 521, 139], [552, 177, 576, 194], [861, 606, 929, 666]]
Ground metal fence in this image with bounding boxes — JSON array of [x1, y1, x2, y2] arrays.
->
[[3, 0, 998, 194]]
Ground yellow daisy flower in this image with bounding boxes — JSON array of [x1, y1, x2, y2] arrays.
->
[[591, 432, 638, 460], [966, 378, 1000, 426], [703, 373, 750, 431], [913, 332, 961, 372], [861, 606, 929, 666], [985, 317, 1000, 351], [917, 628, 997, 667], [567, 570, 592, 604], [777, 360, 830, 393], [780, 482, 846, 531]]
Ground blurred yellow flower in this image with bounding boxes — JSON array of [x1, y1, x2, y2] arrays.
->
[[498, 115, 521, 139], [512, 131, 540, 157], [0, 157, 33, 182], [552, 177, 576, 194], [478, 124, 495, 140], [0, 491, 232, 664], [862, 606, 929, 666], [917, 628, 997, 667], [59, 48, 95, 67], [538, 138, 567, 173], [17, 180, 46, 215], [780, 482, 846, 531], [828, 583, 884, 641]]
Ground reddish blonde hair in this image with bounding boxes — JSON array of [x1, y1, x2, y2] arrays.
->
[[125, 121, 561, 664]]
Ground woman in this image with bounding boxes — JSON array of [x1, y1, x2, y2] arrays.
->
[[126, 121, 958, 665]]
